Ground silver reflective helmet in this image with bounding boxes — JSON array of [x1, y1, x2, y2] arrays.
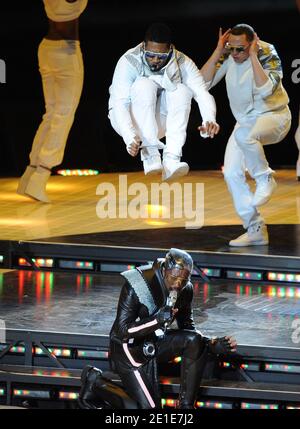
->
[[164, 248, 193, 276]]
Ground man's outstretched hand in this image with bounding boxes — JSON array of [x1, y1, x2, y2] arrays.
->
[[198, 121, 220, 138], [209, 336, 237, 355]]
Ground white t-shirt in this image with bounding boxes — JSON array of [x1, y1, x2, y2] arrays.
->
[[209, 40, 289, 124], [43, 0, 88, 22]]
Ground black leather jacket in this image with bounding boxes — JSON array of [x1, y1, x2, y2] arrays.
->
[[110, 259, 195, 346]]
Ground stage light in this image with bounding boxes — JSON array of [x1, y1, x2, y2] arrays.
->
[[13, 389, 51, 399], [200, 268, 221, 277], [220, 361, 260, 371], [196, 400, 233, 409], [100, 263, 136, 273], [0, 255, 3, 264], [267, 272, 300, 283], [227, 270, 263, 281], [173, 357, 182, 364], [9, 346, 25, 354], [56, 169, 99, 176], [0, 388, 5, 396], [34, 347, 72, 358], [241, 402, 279, 409], [77, 350, 109, 359], [59, 391, 79, 400], [58, 260, 94, 270], [161, 398, 176, 408], [265, 363, 300, 374], [286, 404, 300, 409], [18, 257, 54, 268]]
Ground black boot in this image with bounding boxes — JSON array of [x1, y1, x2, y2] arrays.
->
[[177, 348, 208, 409], [78, 366, 103, 409]]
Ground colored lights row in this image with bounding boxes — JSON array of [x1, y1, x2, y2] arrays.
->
[[267, 272, 300, 283], [227, 270, 263, 281], [18, 258, 54, 268], [241, 402, 279, 410], [201, 268, 221, 277], [221, 360, 300, 374], [59, 260, 94, 270], [13, 389, 50, 399], [6, 344, 109, 360], [59, 391, 79, 400], [12, 389, 79, 400], [56, 169, 99, 176]]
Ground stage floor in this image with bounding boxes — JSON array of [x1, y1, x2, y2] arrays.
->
[[1, 169, 299, 241], [1, 269, 299, 349]]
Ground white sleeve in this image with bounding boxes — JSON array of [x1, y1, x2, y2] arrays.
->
[[109, 56, 138, 146], [181, 56, 216, 123], [208, 58, 228, 89]]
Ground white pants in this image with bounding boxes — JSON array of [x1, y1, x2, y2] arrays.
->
[[109, 77, 193, 161], [223, 108, 291, 228], [29, 38, 84, 169], [296, 108, 300, 175]]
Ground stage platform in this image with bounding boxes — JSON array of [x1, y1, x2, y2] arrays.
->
[[0, 171, 299, 408]]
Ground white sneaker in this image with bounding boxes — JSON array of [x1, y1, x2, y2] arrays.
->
[[25, 166, 51, 203], [252, 174, 277, 207], [17, 165, 36, 196], [162, 158, 189, 181], [229, 221, 269, 247], [143, 155, 162, 175]]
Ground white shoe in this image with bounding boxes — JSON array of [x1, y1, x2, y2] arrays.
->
[[143, 155, 162, 175], [229, 221, 269, 247], [252, 174, 277, 207], [162, 158, 189, 181], [25, 166, 51, 203], [17, 166, 36, 196]]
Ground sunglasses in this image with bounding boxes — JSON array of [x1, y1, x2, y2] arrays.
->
[[225, 43, 249, 53], [144, 49, 172, 61]]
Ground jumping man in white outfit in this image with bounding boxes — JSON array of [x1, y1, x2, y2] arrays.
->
[[200, 24, 291, 246], [108, 23, 220, 181], [17, 0, 88, 203]]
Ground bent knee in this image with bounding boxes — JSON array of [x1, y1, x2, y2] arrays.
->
[[183, 331, 205, 359]]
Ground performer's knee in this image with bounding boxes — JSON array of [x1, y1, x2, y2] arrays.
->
[[234, 126, 253, 148], [183, 331, 206, 360], [130, 77, 158, 104]]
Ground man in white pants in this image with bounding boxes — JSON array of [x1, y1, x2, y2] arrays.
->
[[17, 0, 88, 203], [200, 24, 291, 246], [108, 23, 220, 181]]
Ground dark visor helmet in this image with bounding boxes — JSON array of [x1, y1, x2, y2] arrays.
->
[[164, 248, 193, 282]]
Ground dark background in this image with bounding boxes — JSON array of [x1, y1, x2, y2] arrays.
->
[[0, 0, 299, 176]]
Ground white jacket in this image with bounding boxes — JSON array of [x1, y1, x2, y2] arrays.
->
[[108, 43, 216, 146]]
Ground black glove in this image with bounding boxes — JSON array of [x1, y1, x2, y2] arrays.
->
[[208, 336, 235, 356], [156, 305, 173, 327]]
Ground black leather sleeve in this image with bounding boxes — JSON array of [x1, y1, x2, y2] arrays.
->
[[112, 282, 162, 341], [174, 283, 196, 331]]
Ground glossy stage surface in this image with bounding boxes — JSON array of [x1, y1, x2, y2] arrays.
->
[[1, 269, 299, 349]]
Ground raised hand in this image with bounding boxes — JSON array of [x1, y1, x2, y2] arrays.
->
[[249, 32, 260, 57], [216, 27, 232, 53]]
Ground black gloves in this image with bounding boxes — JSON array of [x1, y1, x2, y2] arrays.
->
[[208, 336, 236, 356], [156, 305, 173, 327]]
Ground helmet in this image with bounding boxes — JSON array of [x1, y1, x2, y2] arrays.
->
[[164, 248, 193, 279]]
